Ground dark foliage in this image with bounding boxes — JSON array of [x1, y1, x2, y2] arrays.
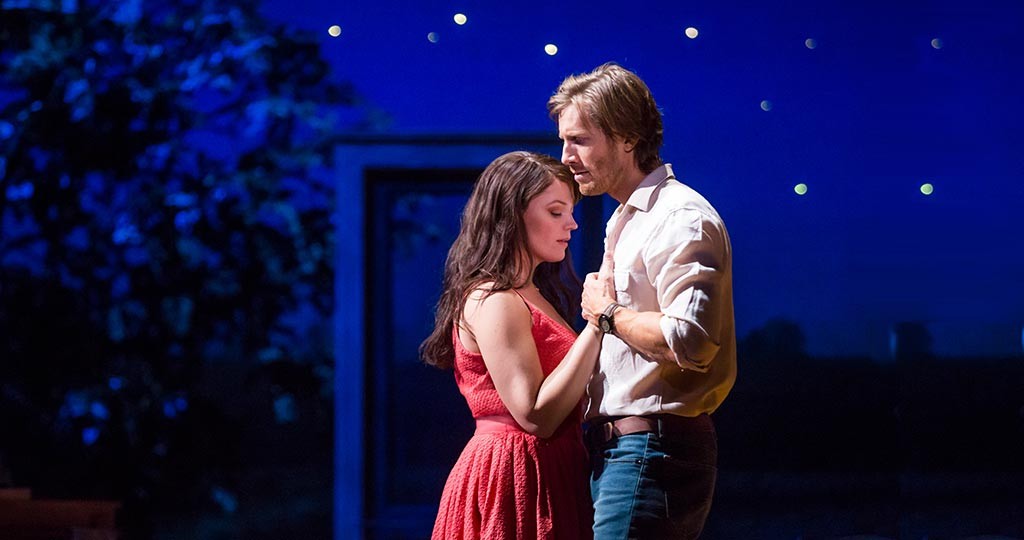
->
[[0, 0, 359, 528]]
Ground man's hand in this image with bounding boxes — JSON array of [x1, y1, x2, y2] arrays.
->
[[582, 251, 616, 324]]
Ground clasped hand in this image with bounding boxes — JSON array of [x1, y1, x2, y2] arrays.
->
[[581, 251, 617, 325]]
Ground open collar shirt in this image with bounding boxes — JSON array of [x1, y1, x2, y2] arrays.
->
[[585, 164, 737, 420]]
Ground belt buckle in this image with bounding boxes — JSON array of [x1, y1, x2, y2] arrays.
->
[[587, 420, 616, 446], [601, 421, 615, 443]]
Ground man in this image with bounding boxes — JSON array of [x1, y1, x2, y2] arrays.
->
[[548, 63, 736, 539]]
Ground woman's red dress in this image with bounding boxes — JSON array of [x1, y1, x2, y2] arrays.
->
[[432, 301, 593, 539]]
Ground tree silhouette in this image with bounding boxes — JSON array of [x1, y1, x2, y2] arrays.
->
[[0, 0, 366, 530], [740, 317, 809, 362]]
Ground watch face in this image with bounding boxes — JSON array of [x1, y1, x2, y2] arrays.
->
[[599, 315, 612, 333]]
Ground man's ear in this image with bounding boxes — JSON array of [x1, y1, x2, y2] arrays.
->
[[622, 135, 638, 153]]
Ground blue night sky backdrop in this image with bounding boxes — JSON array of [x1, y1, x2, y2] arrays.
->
[[266, 0, 1024, 359]]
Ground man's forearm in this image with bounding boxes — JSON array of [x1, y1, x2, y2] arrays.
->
[[611, 308, 676, 364]]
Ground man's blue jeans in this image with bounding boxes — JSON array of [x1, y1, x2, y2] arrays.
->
[[588, 422, 717, 540]]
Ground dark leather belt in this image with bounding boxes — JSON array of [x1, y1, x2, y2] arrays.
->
[[585, 413, 712, 447]]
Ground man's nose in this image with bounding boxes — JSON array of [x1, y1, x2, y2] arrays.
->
[[561, 144, 575, 165]]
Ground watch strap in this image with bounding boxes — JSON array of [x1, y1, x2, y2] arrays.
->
[[599, 302, 624, 334]]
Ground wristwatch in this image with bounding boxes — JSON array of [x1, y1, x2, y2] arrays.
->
[[598, 302, 624, 334]]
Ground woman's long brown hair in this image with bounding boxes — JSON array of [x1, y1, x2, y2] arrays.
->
[[420, 151, 582, 369]]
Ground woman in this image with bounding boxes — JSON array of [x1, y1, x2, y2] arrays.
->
[[421, 151, 601, 539]]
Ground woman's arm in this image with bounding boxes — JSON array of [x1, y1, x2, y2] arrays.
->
[[464, 289, 601, 439]]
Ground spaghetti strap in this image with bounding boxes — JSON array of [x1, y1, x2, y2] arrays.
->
[[509, 288, 576, 336], [509, 288, 533, 314]]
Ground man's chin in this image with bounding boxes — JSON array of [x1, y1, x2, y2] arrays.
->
[[578, 184, 602, 196]]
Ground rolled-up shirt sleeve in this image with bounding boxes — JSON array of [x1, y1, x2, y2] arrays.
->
[[644, 208, 729, 372]]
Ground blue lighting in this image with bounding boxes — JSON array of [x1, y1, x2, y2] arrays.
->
[[5, 182, 33, 201], [82, 427, 100, 446], [90, 402, 109, 420]]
